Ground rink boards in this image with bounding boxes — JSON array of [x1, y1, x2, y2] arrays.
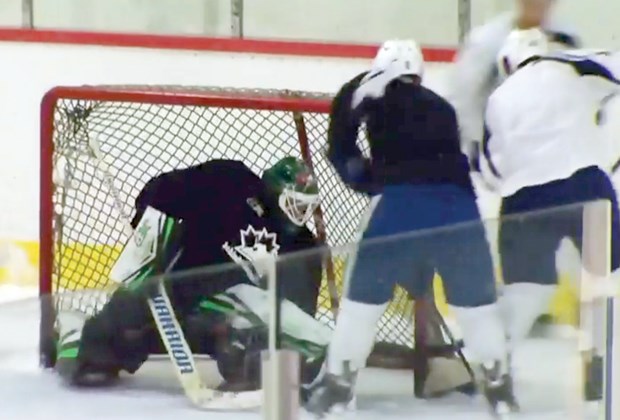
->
[[0, 238, 581, 325]]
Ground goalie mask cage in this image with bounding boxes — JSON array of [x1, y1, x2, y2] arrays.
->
[[39, 85, 417, 369]]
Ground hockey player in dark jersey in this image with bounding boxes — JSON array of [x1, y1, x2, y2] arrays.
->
[[54, 156, 328, 391], [305, 40, 515, 417]]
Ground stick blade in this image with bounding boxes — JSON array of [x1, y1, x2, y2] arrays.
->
[[195, 389, 263, 411]]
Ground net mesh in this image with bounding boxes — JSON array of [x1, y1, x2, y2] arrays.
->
[[44, 85, 415, 357]]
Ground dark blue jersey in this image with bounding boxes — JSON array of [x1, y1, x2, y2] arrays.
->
[[327, 72, 473, 194], [132, 159, 321, 314]]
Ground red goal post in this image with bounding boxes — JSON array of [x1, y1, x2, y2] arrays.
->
[[38, 85, 418, 369]]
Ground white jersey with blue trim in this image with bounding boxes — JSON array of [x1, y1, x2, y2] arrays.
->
[[482, 50, 620, 197], [448, 12, 580, 152]]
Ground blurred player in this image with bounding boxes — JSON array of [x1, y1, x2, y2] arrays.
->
[[482, 28, 620, 401], [54, 157, 329, 391], [449, 0, 580, 171], [305, 40, 515, 418]]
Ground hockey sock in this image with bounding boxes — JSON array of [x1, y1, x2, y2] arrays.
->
[[499, 283, 556, 351], [326, 298, 388, 375], [450, 303, 507, 371]]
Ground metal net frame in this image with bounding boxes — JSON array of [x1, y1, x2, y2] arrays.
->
[[39, 85, 416, 368]]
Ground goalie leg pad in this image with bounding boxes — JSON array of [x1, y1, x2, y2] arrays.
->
[[59, 288, 161, 386], [54, 311, 120, 387], [195, 284, 331, 389]]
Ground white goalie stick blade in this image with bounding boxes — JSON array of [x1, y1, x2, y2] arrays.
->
[[193, 389, 263, 411]]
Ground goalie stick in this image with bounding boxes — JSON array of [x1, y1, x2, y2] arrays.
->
[[292, 110, 340, 317], [86, 133, 261, 411]]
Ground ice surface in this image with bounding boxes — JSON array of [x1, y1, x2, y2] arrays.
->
[[0, 287, 602, 419]]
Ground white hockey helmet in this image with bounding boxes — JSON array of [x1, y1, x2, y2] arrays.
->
[[371, 39, 424, 78], [352, 39, 425, 108], [497, 28, 550, 80]]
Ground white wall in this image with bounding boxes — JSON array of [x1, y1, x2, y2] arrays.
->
[[31, 0, 229, 36], [2, 0, 618, 48], [0, 41, 453, 242], [0, 1, 21, 26], [555, 0, 620, 48]]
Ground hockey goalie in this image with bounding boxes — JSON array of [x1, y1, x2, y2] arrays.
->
[[53, 157, 330, 391]]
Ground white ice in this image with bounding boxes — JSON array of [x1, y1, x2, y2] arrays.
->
[[0, 285, 602, 419]]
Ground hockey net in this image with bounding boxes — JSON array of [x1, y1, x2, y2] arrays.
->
[[39, 85, 416, 368]]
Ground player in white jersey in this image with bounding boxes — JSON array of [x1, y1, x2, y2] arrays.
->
[[483, 28, 620, 402], [449, 0, 580, 168]]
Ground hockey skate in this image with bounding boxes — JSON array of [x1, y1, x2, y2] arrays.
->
[[584, 354, 603, 401], [304, 362, 357, 418], [480, 361, 520, 419]]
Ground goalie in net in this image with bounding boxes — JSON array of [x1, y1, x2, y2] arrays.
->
[[54, 156, 330, 390]]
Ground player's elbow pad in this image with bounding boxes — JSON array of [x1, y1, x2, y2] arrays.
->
[[328, 151, 362, 182], [331, 155, 377, 195]]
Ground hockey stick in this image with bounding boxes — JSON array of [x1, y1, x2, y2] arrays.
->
[[428, 302, 476, 382], [86, 134, 261, 410], [292, 110, 340, 317]]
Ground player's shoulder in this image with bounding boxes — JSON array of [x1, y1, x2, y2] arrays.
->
[[418, 85, 457, 116], [333, 71, 368, 102], [488, 67, 531, 112], [195, 158, 253, 174], [186, 159, 264, 195], [329, 71, 369, 128]]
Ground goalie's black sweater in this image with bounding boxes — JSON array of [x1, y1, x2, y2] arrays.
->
[[327, 72, 474, 194], [131, 159, 322, 315]]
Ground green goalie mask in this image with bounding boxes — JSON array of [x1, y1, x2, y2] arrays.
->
[[263, 157, 320, 226]]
